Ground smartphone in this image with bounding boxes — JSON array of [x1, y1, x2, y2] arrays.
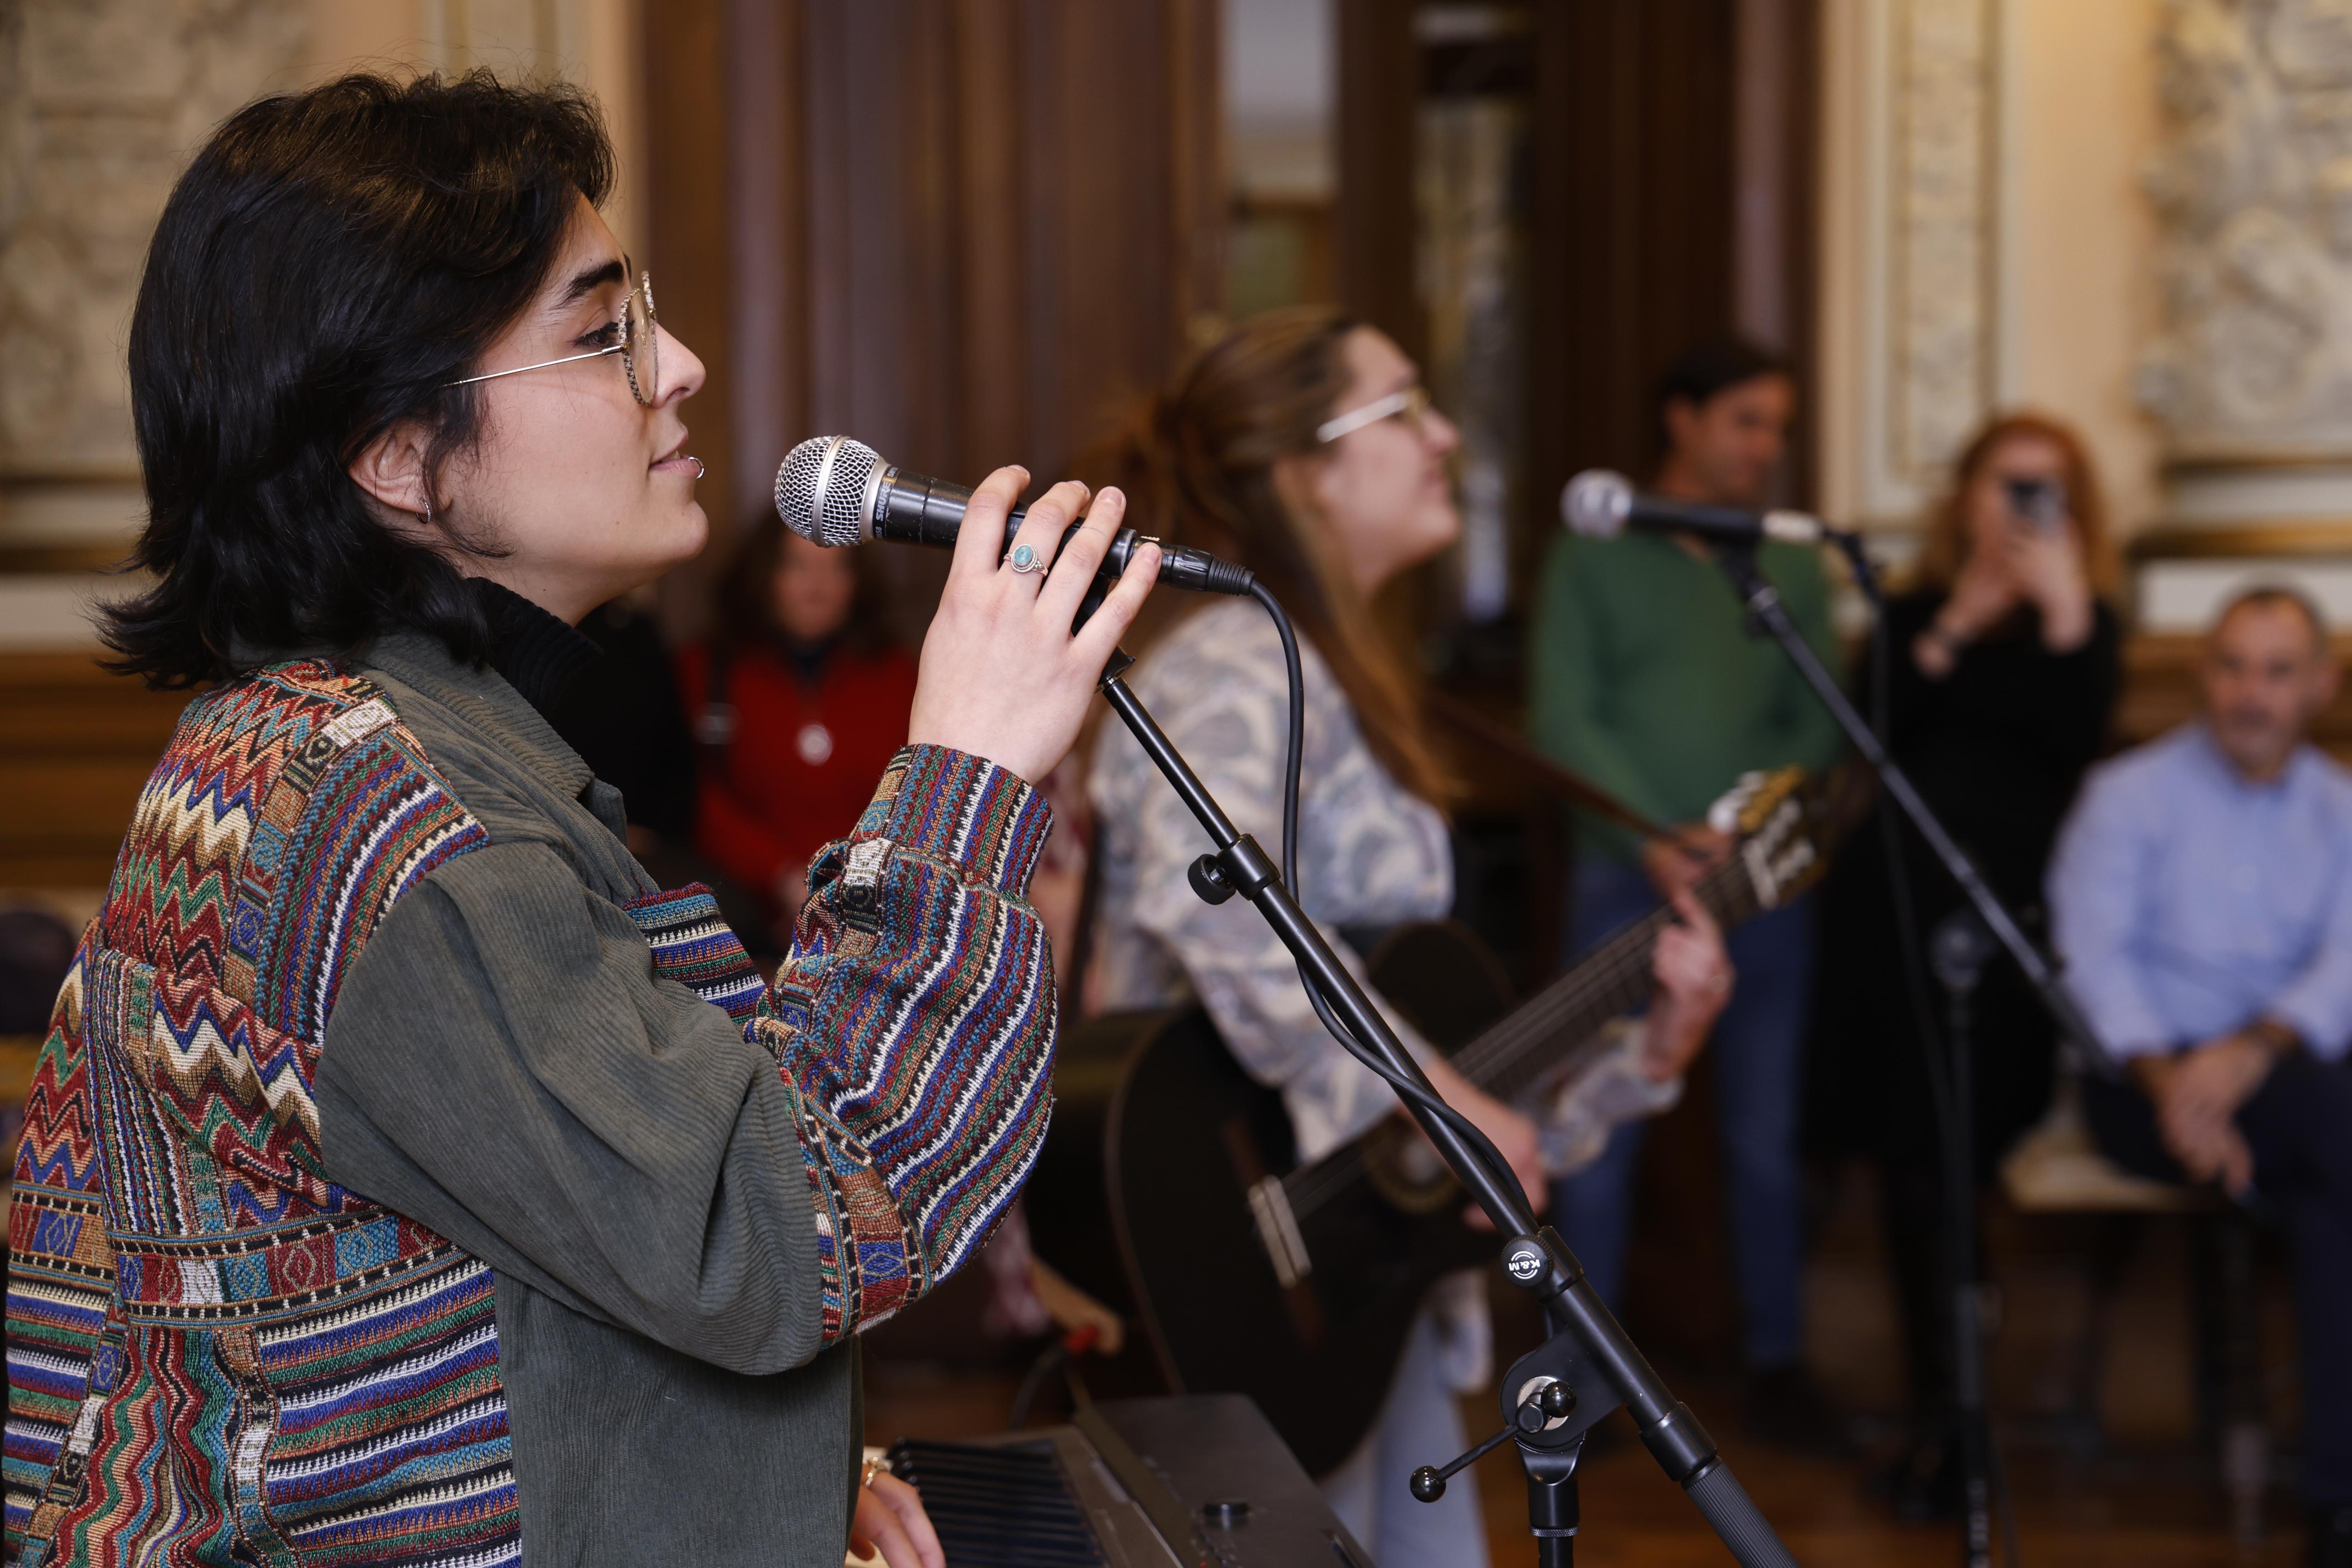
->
[[2003, 476, 2065, 531]]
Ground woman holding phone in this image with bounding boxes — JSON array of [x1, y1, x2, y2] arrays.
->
[[1809, 411, 2122, 1517]]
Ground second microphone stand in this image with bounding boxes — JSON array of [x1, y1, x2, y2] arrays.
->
[[1708, 539, 2117, 1568], [1094, 643, 1799, 1568]]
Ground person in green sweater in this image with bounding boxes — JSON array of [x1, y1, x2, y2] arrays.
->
[[1528, 338, 1849, 1448]]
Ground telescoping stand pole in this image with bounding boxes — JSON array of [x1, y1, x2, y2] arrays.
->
[[1930, 910, 2001, 1568], [1707, 541, 2119, 1568], [1095, 652, 1800, 1568]]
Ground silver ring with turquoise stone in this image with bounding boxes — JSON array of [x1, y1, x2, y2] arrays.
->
[[1007, 541, 1046, 576]]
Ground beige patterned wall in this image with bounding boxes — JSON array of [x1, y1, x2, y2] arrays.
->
[[1, 1, 308, 482], [1818, 0, 2006, 532], [1886, 0, 2000, 495], [0, 0, 642, 647], [0, 0, 309, 628], [1818, 0, 2167, 556], [2131, 0, 2352, 627]]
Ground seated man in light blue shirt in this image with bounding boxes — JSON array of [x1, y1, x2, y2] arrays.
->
[[2048, 586, 2352, 1563]]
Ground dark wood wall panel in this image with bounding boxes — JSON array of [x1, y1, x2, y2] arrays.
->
[[643, 0, 736, 638], [724, 0, 808, 534], [0, 656, 187, 888], [647, 0, 1221, 643], [1337, 0, 1424, 366], [1529, 0, 1739, 546]]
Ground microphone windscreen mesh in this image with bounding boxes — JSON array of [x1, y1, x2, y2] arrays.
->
[[1561, 469, 1632, 539], [775, 436, 881, 547]]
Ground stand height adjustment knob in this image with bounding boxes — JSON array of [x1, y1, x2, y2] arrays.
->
[[1523, 1382, 1575, 1427], [1186, 853, 1236, 905], [1412, 1380, 1581, 1506]]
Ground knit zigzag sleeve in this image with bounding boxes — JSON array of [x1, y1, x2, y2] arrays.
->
[[753, 745, 1056, 1344], [4, 937, 121, 1563]]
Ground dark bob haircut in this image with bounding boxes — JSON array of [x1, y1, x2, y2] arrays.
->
[[103, 72, 616, 688]]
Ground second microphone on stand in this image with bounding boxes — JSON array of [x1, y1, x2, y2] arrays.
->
[[1562, 468, 1845, 548]]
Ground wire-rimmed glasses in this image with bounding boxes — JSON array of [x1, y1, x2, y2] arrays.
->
[[446, 271, 660, 406]]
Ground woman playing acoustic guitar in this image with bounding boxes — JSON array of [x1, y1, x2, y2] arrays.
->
[[1083, 308, 1734, 1568]]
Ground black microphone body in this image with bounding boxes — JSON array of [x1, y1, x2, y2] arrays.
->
[[1562, 468, 1834, 547], [778, 435, 1252, 596]]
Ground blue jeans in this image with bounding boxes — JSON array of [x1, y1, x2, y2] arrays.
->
[[1320, 1306, 1489, 1568], [1548, 854, 1815, 1368]]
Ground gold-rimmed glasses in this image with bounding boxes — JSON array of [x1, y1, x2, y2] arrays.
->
[[446, 271, 660, 406]]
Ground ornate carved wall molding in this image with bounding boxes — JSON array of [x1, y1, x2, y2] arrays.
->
[[1820, 0, 2005, 527], [2137, 0, 2352, 464], [1891, 0, 1999, 484], [2130, 0, 2352, 634]]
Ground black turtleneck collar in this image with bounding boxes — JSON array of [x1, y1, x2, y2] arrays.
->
[[469, 578, 599, 717]]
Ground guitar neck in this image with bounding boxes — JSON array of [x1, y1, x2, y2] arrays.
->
[[1450, 856, 1759, 1105]]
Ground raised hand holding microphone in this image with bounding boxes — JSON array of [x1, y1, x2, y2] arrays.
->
[[776, 434, 1252, 594], [906, 466, 1159, 784]]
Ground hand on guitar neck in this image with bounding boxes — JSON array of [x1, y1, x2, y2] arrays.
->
[[1410, 886, 1733, 1228], [1641, 823, 1735, 902], [1639, 886, 1734, 1082], [1053, 768, 1836, 1477]]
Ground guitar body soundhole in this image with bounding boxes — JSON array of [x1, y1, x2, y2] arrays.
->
[[1100, 1010, 1451, 1477], [1357, 1118, 1462, 1216]]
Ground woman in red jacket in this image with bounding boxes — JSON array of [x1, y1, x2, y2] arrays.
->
[[680, 515, 920, 933]]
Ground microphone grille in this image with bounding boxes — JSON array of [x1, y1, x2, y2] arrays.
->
[[1562, 469, 1632, 539], [775, 435, 882, 547]]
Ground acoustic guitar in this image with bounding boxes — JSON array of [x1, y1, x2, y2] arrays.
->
[[1028, 767, 1841, 1477]]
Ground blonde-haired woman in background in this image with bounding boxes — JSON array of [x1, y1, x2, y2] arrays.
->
[[1809, 411, 2123, 1517], [1083, 308, 1737, 1566]]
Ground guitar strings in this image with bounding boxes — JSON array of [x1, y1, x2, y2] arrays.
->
[[1279, 867, 1742, 1220], [1454, 856, 1754, 1096], [1276, 919, 1678, 1220], [1278, 855, 1756, 1222], [1279, 907, 1688, 1218]]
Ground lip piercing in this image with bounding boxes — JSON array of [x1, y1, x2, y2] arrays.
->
[[1008, 542, 1045, 575]]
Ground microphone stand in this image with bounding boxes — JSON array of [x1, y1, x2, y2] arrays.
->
[[1094, 650, 1800, 1568], [1930, 908, 2001, 1568], [1707, 540, 2114, 1568]]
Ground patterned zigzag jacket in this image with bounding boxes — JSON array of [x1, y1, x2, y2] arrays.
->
[[5, 632, 1057, 1567]]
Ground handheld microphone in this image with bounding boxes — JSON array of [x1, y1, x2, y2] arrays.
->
[[775, 435, 1254, 596], [1562, 468, 1837, 547]]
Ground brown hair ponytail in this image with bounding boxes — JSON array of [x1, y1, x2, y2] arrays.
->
[[1076, 307, 1455, 805]]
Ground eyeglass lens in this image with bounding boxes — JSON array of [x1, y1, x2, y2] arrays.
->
[[625, 275, 659, 406]]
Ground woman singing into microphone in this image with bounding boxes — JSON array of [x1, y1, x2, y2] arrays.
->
[[1084, 309, 1735, 1567], [2, 74, 1155, 1568]]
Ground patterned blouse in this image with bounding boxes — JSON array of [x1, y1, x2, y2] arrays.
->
[[1089, 600, 1676, 1174]]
